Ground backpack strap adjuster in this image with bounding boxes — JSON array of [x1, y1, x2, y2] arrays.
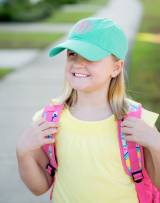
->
[[46, 163, 56, 177], [131, 169, 144, 183]]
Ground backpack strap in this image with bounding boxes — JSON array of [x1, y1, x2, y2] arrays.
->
[[117, 102, 144, 183], [41, 103, 64, 177], [118, 103, 160, 202]]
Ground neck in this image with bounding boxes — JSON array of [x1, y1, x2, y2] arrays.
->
[[69, 89, 113, 121], [71, 87, 112, 113]]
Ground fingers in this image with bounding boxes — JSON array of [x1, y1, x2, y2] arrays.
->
[[121, 126, 133, 135], [121, 120, 134, 128], [31, 117, 59, 146], [32, 117, 59, 129], [33, 117, 46, 126], [36, 128, 57, 146], [39, 120, 59, 131], [41, 127, 58, 137], [39, 122, 59, 139], [36, 135, 55, 146], [43, 137, 56, 145]]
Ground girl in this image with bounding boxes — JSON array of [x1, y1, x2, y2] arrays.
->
[[16, 17, 160, 203]]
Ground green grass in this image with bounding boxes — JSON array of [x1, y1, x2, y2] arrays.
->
[[44, 10, 94, 23], [140, 0, 160, 33], [44, 0, 109, 23], [0, 68, 14, 80], [43, 0, 109, 23], [86, 0, 109, 4], [128, 0, 160, 130], [0, 32, 64, 49], [128, 42, 160, 102]]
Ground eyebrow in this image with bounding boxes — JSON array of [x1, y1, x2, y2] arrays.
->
[[66, 50, 91, 62], [67, 49, 75, 53]]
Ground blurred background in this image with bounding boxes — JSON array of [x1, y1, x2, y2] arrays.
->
[[0, 0, 159, 202]]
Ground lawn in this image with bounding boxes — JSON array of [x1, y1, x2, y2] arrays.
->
[[44, 11, 94, 23], [128, 0, 160, 129], [44, 0, 109, 23], [0, 68, 14, 80], [0, 32, 64, 49]]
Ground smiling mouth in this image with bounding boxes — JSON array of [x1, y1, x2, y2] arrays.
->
[[72, 73, 90, 78]]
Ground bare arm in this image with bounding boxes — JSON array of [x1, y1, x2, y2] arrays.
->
[[16, 117, 58, 196], [147, 127, 160, 189], [16, 147, 53, 196]]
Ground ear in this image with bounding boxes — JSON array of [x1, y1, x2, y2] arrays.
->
[[111, 60, 124, 78]]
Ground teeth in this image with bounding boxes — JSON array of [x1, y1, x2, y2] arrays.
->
[[74, 73, 89, 77]]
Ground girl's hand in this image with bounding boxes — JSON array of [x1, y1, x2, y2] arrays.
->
[[16, 117, 59, 157], [121, 116, 159, 149]]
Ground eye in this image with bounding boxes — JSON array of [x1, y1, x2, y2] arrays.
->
[[67, 50, 77, 57]]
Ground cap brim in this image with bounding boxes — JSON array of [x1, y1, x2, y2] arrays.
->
[[49, 39, 111, 61]]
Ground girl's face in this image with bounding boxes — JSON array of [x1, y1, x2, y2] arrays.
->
[[65, 49, 123, 93]]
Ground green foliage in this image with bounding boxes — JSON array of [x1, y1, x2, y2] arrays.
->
[[56, 0, 79, 4], [0, 0, 56, 22]]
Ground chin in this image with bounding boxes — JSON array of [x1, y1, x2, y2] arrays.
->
[[68, 82, 87, 91], [70, 84, 87, 91], [71, 84, 94, 93], [66, 75, 94, 92]]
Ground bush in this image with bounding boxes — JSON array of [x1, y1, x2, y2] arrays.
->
[[0, 0, 57, 22], [0, 0, 88, 22], [57, 0, 79, 4]]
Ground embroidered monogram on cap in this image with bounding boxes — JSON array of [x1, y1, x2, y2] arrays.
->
[[73, 20, 94, 34]]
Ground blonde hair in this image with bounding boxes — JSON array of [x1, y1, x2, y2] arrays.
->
[[51, 55, 132, 121]]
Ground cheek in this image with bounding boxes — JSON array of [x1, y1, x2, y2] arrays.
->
[[65, 65, 75, 82], [91, 68, 110, 82], [66, 72, 72, 82], [65, 63, 72, 75]]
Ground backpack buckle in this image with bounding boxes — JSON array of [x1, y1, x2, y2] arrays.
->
[[131, 169, 144, 183], [46, 163, 56, 177]]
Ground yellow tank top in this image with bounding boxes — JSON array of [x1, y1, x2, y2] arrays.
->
[[32, 99, 159, 203]]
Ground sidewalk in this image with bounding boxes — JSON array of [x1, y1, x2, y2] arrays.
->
[[0, 0, 143, 202], [0, 23, 73, 33]]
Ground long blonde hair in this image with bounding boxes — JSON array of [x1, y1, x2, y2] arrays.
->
[[51, 55, 132, 121]]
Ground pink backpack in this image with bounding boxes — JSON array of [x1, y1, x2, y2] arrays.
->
[[41, 102, 160, 202]]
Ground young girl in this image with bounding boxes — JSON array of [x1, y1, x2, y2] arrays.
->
[[16, 17, 160, 203]]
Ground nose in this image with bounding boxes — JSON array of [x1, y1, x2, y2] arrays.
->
[[74, 55, 88, 68]]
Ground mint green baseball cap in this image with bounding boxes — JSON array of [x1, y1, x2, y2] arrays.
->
[[49, 17, 128, 61]]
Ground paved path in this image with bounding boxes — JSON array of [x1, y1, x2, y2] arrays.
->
[[0, 0, 143, 203], [0, 49, 39, 68], [0, 23, 74, 33]]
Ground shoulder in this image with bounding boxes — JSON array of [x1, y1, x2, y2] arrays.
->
[[141, 107, 159, 127], [125, 97, 159, 127], [32, 108, 44, 122], [32, 97, 64, 122]]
